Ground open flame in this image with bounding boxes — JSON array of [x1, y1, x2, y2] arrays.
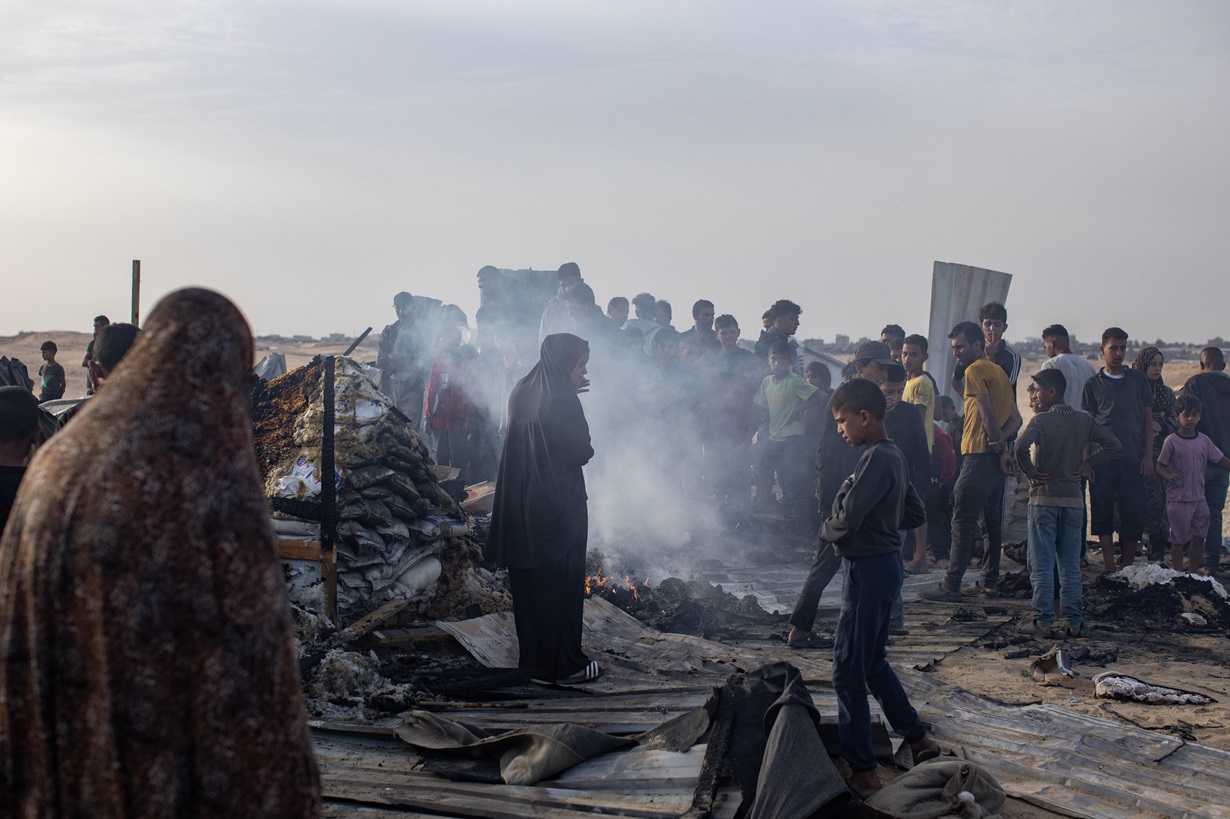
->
[[584, 565, 651, 612]]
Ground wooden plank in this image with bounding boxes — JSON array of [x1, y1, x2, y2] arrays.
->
[[369, 626, 451, 647], [331, 599, 411, 644], [278, 538, 324, 561]]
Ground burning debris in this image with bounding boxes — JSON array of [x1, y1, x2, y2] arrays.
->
[[584, 564, 651, 613], [252, 356, 509, 620]]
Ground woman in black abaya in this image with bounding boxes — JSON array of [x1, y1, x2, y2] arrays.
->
[[487, 333, 600, 684]]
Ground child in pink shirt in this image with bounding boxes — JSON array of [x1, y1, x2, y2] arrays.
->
[[1157, 394, 1230, 573]]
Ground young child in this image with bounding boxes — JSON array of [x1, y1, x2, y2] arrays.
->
[[1014, 370, 1120, 636], [38, 341, 66, 402], [821, 378, 938, 796], [754, 341, 823, 535], [1156, 394, 1230, 574], [0, 385, 41, 532]]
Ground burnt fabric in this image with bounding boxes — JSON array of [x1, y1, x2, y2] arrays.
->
[[0, 289, 321, 818], [745, 664, 851, 819], [487, 333, 594, 680]]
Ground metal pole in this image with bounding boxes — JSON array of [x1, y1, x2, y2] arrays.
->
[[131, 260, 141, 326], [343, 327, 372, 358], [321, 355, 338, 624]]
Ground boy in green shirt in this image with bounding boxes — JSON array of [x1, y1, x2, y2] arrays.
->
[[754, 341, 824, 535]]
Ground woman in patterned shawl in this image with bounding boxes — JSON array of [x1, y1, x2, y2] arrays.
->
[[0, 288, 321, 817]]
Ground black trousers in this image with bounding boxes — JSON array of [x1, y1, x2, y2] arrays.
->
[[509, 546, 590, 682], [788, 541, 842, 632]]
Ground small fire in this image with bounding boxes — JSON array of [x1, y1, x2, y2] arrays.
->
[[584, 565, 652, 612]]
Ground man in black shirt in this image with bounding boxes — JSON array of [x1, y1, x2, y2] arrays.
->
[[1182, 346, 1230, 571], [1082, 327, 1154, 571]]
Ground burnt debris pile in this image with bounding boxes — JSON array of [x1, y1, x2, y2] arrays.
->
[[252, 357, 510, 620], [583, 552, 782, 639], [1089, 571, 1230, 634]]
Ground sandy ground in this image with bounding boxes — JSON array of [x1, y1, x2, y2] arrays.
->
[[0, 330, 380, 400]]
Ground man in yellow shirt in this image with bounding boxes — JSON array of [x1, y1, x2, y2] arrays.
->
[[900, 335, 936, 451], [901, 334, 936, 572], [922, 321, 1022, 601]]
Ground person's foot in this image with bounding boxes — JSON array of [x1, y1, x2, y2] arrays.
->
[[962, 580, 999, 598], [935, 559, 950, 570], [906, 559, 930, 575], [1015, 617, 1055, 637], [919, 582, 964, 602], [848, 769, 883, 798], [909, 736, 943, 763], [888, 623, 910, 636]]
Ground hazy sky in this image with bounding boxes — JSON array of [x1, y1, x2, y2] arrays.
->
[[4, 1, 1228, 344]]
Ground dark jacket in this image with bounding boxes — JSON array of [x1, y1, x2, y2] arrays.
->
[[1183, 371, 1230, 456], [884, 402, 931, 493], [820, 439, 925, 558]]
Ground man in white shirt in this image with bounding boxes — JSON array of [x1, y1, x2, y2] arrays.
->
[[1039, 324, 1097, 409]]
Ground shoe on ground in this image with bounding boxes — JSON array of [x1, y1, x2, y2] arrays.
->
[[1015, 617, 1055, 637], [888, 624, 910, 636], [962, 580, 999, 598], [919, 583, 964, 602], [787, 633, 835, 650]]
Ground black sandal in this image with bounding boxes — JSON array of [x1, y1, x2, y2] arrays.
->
[[554, 660, 605, 685]]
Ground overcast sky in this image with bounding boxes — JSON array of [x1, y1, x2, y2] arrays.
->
[[4, 1, 1228, 345]]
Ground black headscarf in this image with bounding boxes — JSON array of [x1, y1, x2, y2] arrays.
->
[[1133, 345, 1176, 438], [486, 334, 593, 569]]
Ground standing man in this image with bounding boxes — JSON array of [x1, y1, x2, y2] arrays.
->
[[880, 325, 906, 347], [922, 322, 1021, 601], [606, 296, 630, 328], [539, 263, 584, 342], [951, 303, 1020, 398], [377, 292, 430, 430], [901, 334, 936, 572], [1182, 347, 1230, 571], [1081, 327, 1154, 571], [1039, 324, 1097, 409], [685, 299, 721, 351], [754, 299, 804, 375], [82, 315, 110, 396]]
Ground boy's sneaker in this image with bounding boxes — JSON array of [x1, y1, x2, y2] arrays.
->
[[919, 582, 964, 602], [962, 580, 999, 599]]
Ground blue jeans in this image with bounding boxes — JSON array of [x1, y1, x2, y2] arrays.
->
[[1027, 505, 1083, 628], [1205, 465, 1229, 571], [833, 552, 925, 773]]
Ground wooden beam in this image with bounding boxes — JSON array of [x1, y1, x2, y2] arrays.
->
[[276, 538, 323, 561], [329, 599, 411, 645], [369, 626, 451, 647]]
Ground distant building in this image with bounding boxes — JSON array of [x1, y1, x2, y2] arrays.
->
[[834, 334, 850, 350]]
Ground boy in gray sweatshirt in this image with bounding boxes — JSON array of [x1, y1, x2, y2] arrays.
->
[[821, 378, 938, 796], [1015, 369, 1121, 637]]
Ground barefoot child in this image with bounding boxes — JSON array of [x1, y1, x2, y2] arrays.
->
[[1156, 394, 1230, 573], [821, 378, 939, 796]]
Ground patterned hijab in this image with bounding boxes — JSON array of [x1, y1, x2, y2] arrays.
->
[[1133, 345, 1176, 423]]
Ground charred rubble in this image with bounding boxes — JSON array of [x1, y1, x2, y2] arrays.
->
[[252, 356, 510, 623]]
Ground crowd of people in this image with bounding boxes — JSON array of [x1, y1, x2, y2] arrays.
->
[[371, 267, 1230, 639], [3, 270, 1229, 800]]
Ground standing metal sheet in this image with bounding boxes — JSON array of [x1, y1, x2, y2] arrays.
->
[[926, 261, 1013, 402]]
